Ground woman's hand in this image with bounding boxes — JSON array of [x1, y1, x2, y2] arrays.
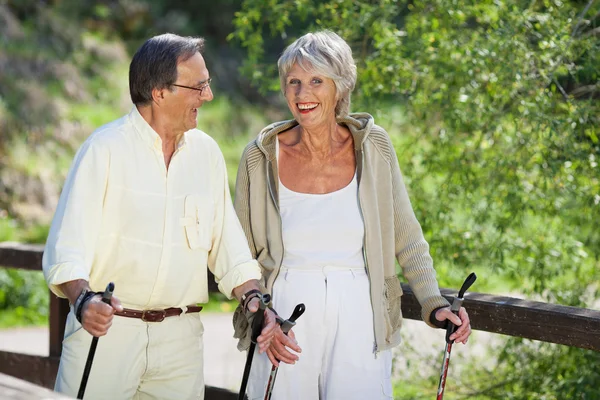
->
[[266, 326, 302, 367], [247, 298, 302, 365], [434, 306, 471, 344]]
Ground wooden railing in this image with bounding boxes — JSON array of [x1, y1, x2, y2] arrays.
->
[[1, 242, 599, 398]]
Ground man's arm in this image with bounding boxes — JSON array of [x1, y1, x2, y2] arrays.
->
[[205, 146, 262, 298], [43, 138, 108, 297], [42, 137, 122, 336], [60, 279, 90, 305]]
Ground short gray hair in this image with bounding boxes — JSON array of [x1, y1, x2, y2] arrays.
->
[[278, 31, 357, 117]]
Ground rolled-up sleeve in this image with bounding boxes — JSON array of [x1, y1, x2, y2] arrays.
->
[[42, 138, 109, 298], [207, 147, 262, 298]]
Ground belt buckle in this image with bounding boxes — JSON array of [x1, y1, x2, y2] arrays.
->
[[142, 309, 166, 322]]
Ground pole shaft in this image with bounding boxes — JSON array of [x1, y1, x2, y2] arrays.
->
[[436, 342, 453, 400]]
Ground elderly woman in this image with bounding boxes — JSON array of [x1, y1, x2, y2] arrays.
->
[[234, 31, 471, 399]]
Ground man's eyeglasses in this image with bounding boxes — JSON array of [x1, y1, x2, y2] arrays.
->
[[172, 78, 212, 94]]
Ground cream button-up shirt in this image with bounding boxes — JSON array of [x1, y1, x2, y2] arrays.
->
[[43, 107, 261, 309]]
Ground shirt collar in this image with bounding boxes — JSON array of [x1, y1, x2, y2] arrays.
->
[[129, 106, 188, 151]]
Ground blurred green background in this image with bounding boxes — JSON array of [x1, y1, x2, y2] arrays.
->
[[0, 0, 598, 398]]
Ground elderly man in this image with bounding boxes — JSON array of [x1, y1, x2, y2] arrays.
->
[[42, 33, 275, 399]]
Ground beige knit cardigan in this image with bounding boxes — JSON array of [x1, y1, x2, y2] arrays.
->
[[233, 113, 449, 352]]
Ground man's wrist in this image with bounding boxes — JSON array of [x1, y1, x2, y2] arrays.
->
[[74, 289, 99, 324], [241, 289, 262, 312]]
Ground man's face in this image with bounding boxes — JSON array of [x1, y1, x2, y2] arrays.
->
[[164, 52, 214, 134]]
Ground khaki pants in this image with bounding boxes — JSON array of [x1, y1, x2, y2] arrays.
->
[[55, 308, 205, 399]]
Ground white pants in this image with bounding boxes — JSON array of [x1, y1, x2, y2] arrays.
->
[[55, 309, 205, 399], [247, 266, 394, 400]]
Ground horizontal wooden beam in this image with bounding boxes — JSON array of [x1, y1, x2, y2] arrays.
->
[[401, 284, 600, 352], [0, 242, 44, 271], [1, 243, 599, 351], [0, 351, 59, 389], [0, 242, 221, 292]]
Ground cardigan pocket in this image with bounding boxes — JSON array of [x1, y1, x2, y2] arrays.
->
[[181, 194, 213, 250], [384, 275, 403, 337]]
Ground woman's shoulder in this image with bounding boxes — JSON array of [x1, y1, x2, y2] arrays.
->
[[240, 138, 264, 162], [365, 126, 396, 163], [345, 113, 395, 162]]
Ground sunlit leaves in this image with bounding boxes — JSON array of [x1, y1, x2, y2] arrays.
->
[[231, 1, 599, 306]]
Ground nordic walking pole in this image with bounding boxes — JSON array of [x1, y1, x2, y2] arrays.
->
[[436, 272, 476, 400], [264, 303, 306, 400], [238, 293, 271, 400], [77, 282, 115, 399]]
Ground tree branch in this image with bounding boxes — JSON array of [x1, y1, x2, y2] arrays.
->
[[583, 26, 600, 37], [570, 84, 599, 98], [553, 77, 570, 101]]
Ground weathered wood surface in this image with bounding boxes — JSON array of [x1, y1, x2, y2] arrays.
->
[[401, 285, 600, 352], [0, 242, 44, 271], [0, 352, 60, 393], [0, 353, 236, 399], [49, 296, 69, 358], [0, 372, 72, 399]]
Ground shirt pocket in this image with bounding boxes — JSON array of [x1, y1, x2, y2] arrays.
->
[[181, 194, 213, 250]]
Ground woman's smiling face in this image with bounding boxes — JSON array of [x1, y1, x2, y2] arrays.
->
[[284, 63, 338, 128]]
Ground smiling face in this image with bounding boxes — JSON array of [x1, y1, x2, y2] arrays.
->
[[162, 52, 213, 134], [284, 63, 338, 129]]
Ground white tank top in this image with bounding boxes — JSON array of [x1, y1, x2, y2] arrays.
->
[[277, 139, 365, 269]]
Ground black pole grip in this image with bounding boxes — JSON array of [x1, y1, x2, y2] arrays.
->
[[457, 273, 477, 298], [288, 303, 305, 324], [239, 294, 272, 400], [280, 303, 306, 334], [101, 282, 114, 305], [250, 294, 271, 343], [445, 273, 476, 343]]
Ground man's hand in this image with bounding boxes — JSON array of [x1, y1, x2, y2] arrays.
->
[[434, 306, 471, 344], [59, 279, 124, 337], [81, 294, 123, 337], [246, 298, 277, 353]]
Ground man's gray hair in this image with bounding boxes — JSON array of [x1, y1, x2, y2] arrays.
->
[[129, 33, 205, 106], [278, 31, 357, 117]]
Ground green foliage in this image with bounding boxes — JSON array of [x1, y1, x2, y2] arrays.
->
[[231, 0, 600, 300], [0, 216, 49, 244], [459, 339, 600, 399], [0, 269, 49, 327], [231, 0, 600, 397], [197, 95, 282, 191], [202, 292, 239, 313], [0, 3, 131, 224]]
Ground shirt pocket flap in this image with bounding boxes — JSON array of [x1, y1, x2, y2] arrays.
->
[[181, 194, 213, 250]]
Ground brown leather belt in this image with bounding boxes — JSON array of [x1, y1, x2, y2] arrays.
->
[[116, 306, 203, 322]]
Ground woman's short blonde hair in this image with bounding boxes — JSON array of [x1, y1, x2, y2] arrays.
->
[[278, 30, 357, 117]]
